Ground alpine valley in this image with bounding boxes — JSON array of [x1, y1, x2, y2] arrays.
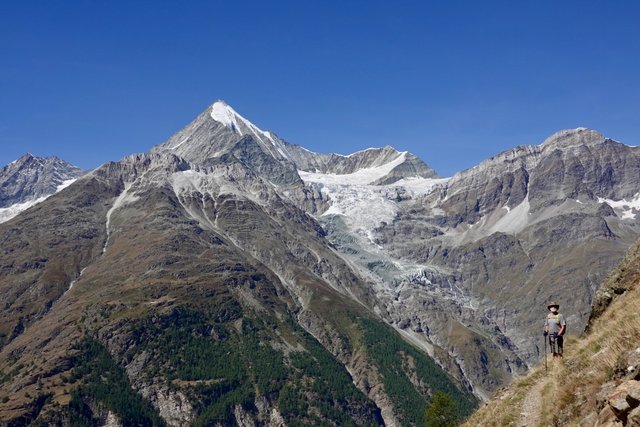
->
[[1, 101, 639, 426]]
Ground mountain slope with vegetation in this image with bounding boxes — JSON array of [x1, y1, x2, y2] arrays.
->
[[0, 150, 477, 425], [462, 238, 640, 426]]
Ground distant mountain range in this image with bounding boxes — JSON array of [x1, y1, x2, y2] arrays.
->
[[0, 100, 638, 426]]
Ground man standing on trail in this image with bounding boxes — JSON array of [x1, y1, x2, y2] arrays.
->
[[543, 301, 566, 360]]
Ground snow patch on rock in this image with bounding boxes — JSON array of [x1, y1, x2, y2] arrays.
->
[[0, 178, 78, 224], [209, 101, 289, 160], [103, 184, 139, 255], [489, 197, 531, 234], [598, 194, 640, 220]]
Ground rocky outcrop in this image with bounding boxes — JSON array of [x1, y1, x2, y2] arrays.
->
[[589, 240, 640, 327], [102, 411, 123, 427], [137, 383, 195, 427], [593, 376, 640, 426]]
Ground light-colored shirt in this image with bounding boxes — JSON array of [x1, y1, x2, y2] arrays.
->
[[545, 312, 566, 335]]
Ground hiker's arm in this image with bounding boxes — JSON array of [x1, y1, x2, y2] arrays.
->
[[558, 324, 565, 336]]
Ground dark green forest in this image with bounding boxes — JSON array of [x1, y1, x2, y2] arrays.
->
[[358, 318, 478, 426], [59, 304, 476, 426]]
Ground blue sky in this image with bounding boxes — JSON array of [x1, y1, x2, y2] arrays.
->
[[1, 1, 639, 176]]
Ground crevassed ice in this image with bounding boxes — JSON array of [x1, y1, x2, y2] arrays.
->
[[298, 157, 448, 245]]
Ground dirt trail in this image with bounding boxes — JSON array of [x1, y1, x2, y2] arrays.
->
[[518, 375, 551, 427]]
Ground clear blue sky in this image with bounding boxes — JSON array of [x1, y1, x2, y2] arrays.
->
[[1, 1, 639, 177]]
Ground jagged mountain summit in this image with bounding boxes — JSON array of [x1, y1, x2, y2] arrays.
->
[[153, 100, 438, 187], [0, 153, 84, 223], [0, 100, 639, 426]]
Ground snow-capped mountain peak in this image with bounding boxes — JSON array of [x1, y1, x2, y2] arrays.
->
[[156, 100, 439, 188], [209, 100, 279, 147], [157, 100, 292, 167], [209, 100, 244, 133]]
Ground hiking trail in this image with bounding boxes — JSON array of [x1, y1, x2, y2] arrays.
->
[[518, 375, 551, 427]]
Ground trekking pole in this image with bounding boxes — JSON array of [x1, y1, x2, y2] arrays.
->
[[544, 333, 547, 374]]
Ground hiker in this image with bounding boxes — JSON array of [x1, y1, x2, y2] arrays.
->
[[543, 301, 566, 360]]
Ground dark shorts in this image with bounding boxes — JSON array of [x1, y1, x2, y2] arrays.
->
[[549, 335, 563, 354]]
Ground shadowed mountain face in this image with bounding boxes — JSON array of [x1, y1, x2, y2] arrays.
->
[[0, 101, 638, 425]]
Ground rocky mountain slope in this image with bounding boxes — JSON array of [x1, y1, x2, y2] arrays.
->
[[0, 153, 84, 223], [0, 100, 638, 425], [0, 105, 475, 426], [462, 237, 640, 426]]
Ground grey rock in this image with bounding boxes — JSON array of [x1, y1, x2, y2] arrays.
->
[[579, 411, 598, 427], [101, 411, 122, 427], [629, 405, 640, 427], [234, 405, 256, 427], [627, 380, 640, 407]]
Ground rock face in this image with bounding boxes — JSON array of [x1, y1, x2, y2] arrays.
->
[[1, 101, 639, 425], [0, 153, 84, 223], [595, 379, 640, 426]]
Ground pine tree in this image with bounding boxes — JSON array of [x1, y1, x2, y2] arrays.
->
[[424, 391, 458, 427]]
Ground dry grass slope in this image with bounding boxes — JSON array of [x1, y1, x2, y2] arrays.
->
[[463, 240, 640, 427]]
